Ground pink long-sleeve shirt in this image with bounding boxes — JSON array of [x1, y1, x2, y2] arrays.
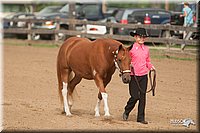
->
[[129, 42, 153, 76]]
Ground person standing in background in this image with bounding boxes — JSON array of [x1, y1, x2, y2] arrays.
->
[[179, 2, 194, 50], [180, 2, 194, 27]]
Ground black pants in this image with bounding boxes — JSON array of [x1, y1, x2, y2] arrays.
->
[[124, 75, 148, 121]]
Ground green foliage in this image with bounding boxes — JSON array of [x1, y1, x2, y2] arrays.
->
[[35, 3, 64, 12], [107, 3, 150, 8], [3, 2, 178, 13], [106, 2, 177, 10]]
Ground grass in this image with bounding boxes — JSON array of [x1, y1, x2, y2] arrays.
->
[[29, 43, 58, 48], [149, 49, 196, 61], [151, 54, 194, 61], [155, 44, 199, 49], [3, 38, 59, 48]]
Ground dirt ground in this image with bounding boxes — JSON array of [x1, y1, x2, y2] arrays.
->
[[2, 40, 199, 132]]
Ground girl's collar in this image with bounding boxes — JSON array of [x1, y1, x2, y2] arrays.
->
[[134, 42, 145, 50]]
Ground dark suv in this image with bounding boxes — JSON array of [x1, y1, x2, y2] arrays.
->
[[127, 8, 171, 37]]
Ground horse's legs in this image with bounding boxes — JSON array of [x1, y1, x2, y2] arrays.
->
[[102, 76, 112, 116], [68, 74, 82, 111], [94, 74, 111, 117], [61, 69, 72, 116], [94, 92, 102, 117]]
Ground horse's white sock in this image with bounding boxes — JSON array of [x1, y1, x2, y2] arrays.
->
[[94, 99, 101, 117], [62, 82, 72, 116], [101, 92, 110, 116], [68, 93, 73, 112]]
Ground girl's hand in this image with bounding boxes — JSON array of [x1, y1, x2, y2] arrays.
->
[[151, 66, 156, 70]]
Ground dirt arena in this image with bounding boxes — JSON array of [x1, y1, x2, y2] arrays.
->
[[2, 40, 198, 132]]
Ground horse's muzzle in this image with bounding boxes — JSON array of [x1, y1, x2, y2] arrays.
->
[[122, 73, 131, 84]]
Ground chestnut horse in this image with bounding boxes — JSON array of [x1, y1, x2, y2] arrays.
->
[[57, 37, 132, 117]]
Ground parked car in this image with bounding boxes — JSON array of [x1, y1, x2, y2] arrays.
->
[[3, 12, 35, 38], [33, 3, 113, 40], [113, 8, 136, 35], [35, 5, 63, 17], [32, 5, 64, 40], [127, 8, 171, 37], [4, 13, 35, 28], [104, 7, 119, 18]]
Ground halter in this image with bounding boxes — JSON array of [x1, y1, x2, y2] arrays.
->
[[113, 49, 131, 76]]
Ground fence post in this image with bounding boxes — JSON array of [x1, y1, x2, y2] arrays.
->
[[55, 17, 60, 42], [69, 2, 76, 31], [164, 24, 171, 50], [81, 19, 87, 38], [109, 22, 113, 36], [27, 20, 32, 40], [166, 30, 170, 50]]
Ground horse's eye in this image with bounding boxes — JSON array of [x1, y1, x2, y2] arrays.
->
[[118, 59, 122, 62]]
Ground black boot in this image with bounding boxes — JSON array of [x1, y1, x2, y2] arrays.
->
[[122, 112, 129, 121], [137, 120, 148, 124]]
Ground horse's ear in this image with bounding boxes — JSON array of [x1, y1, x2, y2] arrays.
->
[[127, 44, 133, 51], [118, 45, 123, 51]]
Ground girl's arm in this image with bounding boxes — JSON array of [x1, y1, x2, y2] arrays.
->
[[146, 50, 155, 70]]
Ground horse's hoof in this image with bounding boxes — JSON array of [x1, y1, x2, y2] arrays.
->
[[95, 113, 100, 117], [104, 115, 112, 120], [62, 110, 72, 116], [65, 112, 72, 116], [104, 113, 111, 117]]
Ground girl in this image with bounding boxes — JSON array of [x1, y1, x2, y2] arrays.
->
[[123, 28, 155, 124]]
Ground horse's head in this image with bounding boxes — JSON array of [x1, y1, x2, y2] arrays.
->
[[113, 45, 132, 84]]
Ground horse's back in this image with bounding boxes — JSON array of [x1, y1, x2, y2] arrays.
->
[[57, 37, 91, 62], [57, 37, 123, 79], [59, 37, 91, 52], [61, 37, 121, 54], [91, 38, 123, 52]]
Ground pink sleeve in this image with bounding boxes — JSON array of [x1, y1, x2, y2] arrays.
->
[[146, 49, 153, 70], [129, 50, 135, 74]]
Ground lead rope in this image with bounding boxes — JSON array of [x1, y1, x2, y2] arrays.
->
[[148, 69, 156, 96], [132, 66, 156, 96]]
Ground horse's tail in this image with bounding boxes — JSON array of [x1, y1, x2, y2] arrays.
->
[[57, 58, 63, 106], [57, 59, 75, 106]]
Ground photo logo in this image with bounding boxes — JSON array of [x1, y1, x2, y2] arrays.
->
[[170, 118, 195, 128]]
